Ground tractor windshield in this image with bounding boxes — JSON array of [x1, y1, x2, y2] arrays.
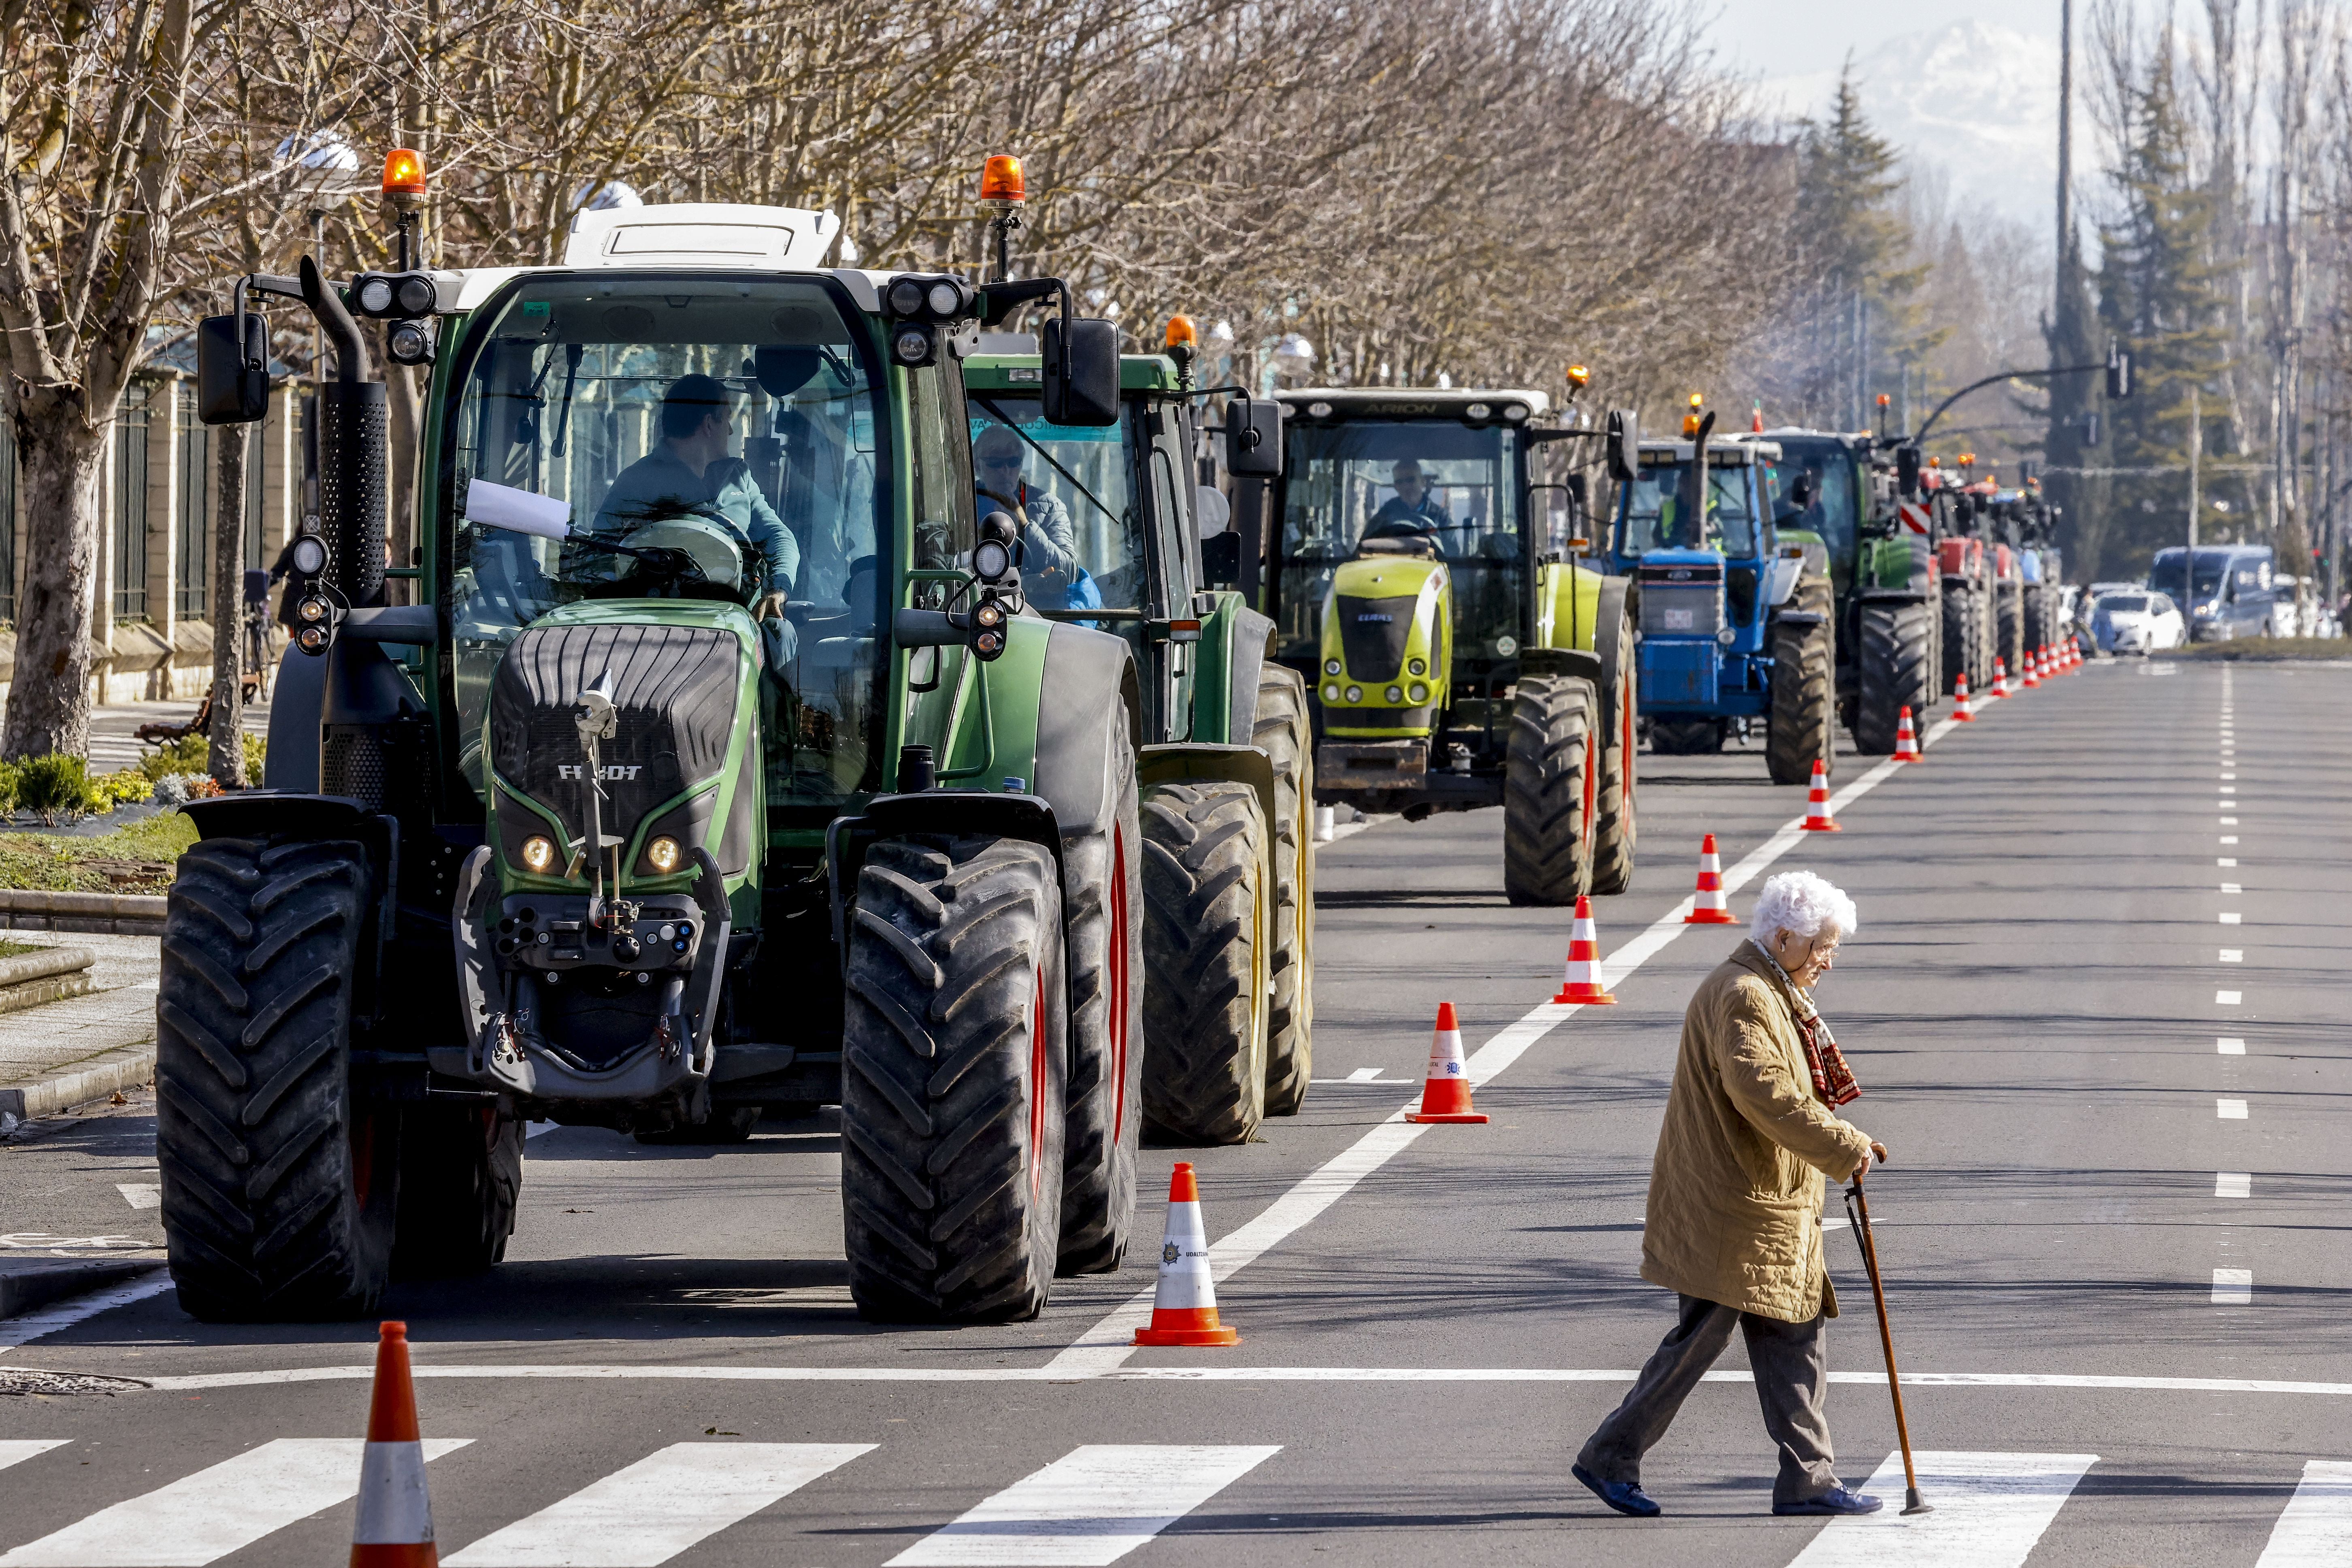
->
[[1760, 444, 1858, 564], [1614, 460, 1760, 558], [964, 395, 1146, 614], [1276, 421, 1519, 664], [442, 275, 886, 805]]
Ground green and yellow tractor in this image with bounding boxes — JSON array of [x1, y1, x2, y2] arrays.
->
[[1254, 388, 1640, 903]]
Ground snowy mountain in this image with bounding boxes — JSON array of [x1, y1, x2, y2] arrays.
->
[[1756, 19, 2063, 240]]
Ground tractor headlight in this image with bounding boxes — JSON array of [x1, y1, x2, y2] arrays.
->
[[1409, 682, 1430, 704], [974, 539, 1013, 582], [387, 319, 435, 366], [975, 627, 1006, 658], [357, 276, 394, 315], [926, 280, 964, 317], [1466, 401, 1491, 420], [291, 535, 328, 575], [646, 836, 681, 873], [522, 835, 556, 873], [1408, 657, 1426, 677], [892, 325, 935, 366], [1494, 635, 1518, 657], [294, 624, 329, 654], [1323, 683, 1340, 702], [886, 278, 927, 316], [974, 596, 1006, 628], [1325, 658, 1342, 675], [296, 594, 331, 624], [395, 274, 437, 315], [1344, 685, 1362, 703], [1385, 685, 1403, 704]]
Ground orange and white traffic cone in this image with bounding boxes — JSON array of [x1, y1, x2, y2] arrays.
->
[[1893, 706, 1923, 762], [1683, 833, 1737, 924], [2022, 647, 2041, 688], [1405, 1002, 1487, 1124], [1132, 1163, 1240, 1346], [352, 1322, 439, 1568], [1993, 656, 2011, 697], [1552, 895, 1617, 1004], [1802, 758, 1841, 832], [1952, 672, 1976, 721]]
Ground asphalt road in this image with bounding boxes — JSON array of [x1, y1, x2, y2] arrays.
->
[[5, 655, 2351, 1567]]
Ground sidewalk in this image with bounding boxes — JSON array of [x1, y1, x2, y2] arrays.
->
[[0, 932, 162, 1130]]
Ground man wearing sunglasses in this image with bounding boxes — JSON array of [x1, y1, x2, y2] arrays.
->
[[973, 423, 1080, 594]]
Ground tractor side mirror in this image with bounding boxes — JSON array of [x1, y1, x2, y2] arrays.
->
[[1042, 316, 1119, 427], [1790, 471, 1815, 508], [197, 311, 269, 425], [1225, 398, 1283, 477], [1895, 445, 1922, 497], [1605, 409, 1639, 483]]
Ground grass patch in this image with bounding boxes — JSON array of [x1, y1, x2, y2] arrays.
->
[[0, 938, 43, 958], [2154, 637, 2352, 661], [0, 810, 198, 893]]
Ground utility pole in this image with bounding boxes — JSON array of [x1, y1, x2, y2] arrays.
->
[[2057, 0, 2073, 285], [2188, 383, 2202, 596]]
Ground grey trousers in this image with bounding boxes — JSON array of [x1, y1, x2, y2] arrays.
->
[[1578, 1293, 1841, 1508]]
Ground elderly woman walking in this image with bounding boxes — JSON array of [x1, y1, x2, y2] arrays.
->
[[1573, 870, 1888, 1519]]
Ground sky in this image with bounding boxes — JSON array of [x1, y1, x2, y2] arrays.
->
[[1702, 0, 2062, 81]]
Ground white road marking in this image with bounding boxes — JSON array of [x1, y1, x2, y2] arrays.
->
[[2221, 912, 2243, 924], [884, 1444, 1279, 1566], [0, 1440, 71, 1471], [2215, 1268, 2255, 1305], [445, 1442, 874, 1567], [0, 1437, 470, 1566], [2222, 882, 2242, 893], [2222, 816, 2240, 825], [2218, 991, 2243, 1005], [1785, 1451, 2096, 1568], [0, 1271, 172, 1355], [2218, 1173, 2252, 1198], [2222, 771, 2236, 779], [1345, 1067, 1382, 1082], [526, 1121, 558, 1139], [115, 1183, 161, 1211], [2220, 858, 2239, 867], [2220, 1099, 2249, 1119], [2219, 1037, 2247, 1055], [2221, 784, 2236, 793], [2221, 949, 2243, 963], [2222, 836, 2240, 844], [2255, 1461, 2352, 1567]]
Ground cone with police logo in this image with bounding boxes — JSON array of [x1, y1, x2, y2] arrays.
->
[[1684, 833, 1737, 924], [1132, 1163, 1240, 1346], [1893, 707, 1923, 762], [351, 1322, 439, 1568], [1405, 1002, 1487, 1123], [1802, 758, 1841, 832], [1952, 672, 1976, 720], [1552, 896, 1617, 1004]]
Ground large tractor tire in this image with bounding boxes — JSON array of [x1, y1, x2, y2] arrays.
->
[[2022, 585, 2048, 653], [1253, 665, 1315, 1118], [1139, 781, 1271, 1145], [1997, 582, 2024, 678], [1502, 674, 1597, 905], [1648, 716, 1722, 755], [1055, 719, 1143, 1274], [1767, 576, 1835, 785], [1939, 582, 1975, 695], [395, 1106, 525, 1278], [155, 836, 399, 1321], [1976, 582, 2000, 691], [1853, 600, 1935, 754], [1589, 606, 1638, 897], [842, 835, 1067, 1323]]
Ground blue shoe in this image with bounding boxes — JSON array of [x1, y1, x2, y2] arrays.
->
[[1573, 1463, 1663, 1518], [1773, 1485, 1883, 1517]]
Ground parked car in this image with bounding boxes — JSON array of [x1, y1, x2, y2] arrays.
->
[[2152, 545, 2275, 642], [2092, 590, 2186, 655]]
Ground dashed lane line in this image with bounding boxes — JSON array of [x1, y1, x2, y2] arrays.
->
[[2220, 1037, 2246, 1055], [2218, 1173, 2252, 1198], [2220, 1099, 2250, 1119], [2216, 1269, 2256, 1306]]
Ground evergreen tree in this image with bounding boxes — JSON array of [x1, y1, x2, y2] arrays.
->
[[2044, 236, 2107, 575], [1788, 66, 1929, 428]]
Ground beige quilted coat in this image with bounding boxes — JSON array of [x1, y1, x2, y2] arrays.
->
[[1639, 941, 1877, 1322]]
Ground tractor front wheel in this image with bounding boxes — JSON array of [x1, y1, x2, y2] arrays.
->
[[1767, 576, 1836, 785], [1853, 600, 1935, 754], [1588, 618, 1638, 895], [396, 1106, 525, 1277], [1503, 673, 1597, 905], [1254, 666, 1316, 1118], [842, 835, 1067, 1323], [1056, 717, 1143, 1275], [1139, 782, 1272, 1146]]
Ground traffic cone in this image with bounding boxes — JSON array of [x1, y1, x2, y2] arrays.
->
[[352, 1322, 439, 1568], [1132, 1163, 1240, 1346], [1405, 1002, 1488, 1124], [1683, 833, 1737, 924], [2022, 648, 2041, 688], [1993, 656, 2011, 697], [1552, 895, 1617, 1003], [1952, 672, 1976, 721], [1802, 758, 1841, 831], [1893, 706, 1923, 762]]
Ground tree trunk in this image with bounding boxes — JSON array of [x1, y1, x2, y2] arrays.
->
[[3, 388, 106, 762], [209, 419, 249, 788]]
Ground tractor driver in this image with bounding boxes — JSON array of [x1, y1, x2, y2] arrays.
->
[[591, 373, 799, 614], [973, 422, 1082, 602], [1364, 459, 1453, 540]]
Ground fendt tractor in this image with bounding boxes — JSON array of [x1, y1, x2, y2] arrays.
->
[[961, 295, 1314, 1147], [1258, 386, 1642, 905], [170, 161, 1224, 1324], [1758, 428, 1942, 754], [1606, 409, 1839, 786]]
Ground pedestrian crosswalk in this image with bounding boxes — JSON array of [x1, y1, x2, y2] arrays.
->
[[2, 1442, 2349, 1564]]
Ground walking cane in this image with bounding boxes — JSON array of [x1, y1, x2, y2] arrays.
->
[[1843, 1171, 1932, 1515]]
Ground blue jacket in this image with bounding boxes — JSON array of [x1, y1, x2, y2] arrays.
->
[[593, 447, 799, 595]]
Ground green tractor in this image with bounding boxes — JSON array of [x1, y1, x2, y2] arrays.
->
[[175, 193, 1158, 1323], [959, 327, 1314, 1147], [1255, 388, 1640, 904]]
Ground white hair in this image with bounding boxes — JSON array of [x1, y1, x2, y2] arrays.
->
[[1750, 870, 1857, 947]]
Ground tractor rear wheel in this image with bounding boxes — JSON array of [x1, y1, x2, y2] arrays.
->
[[155, 835, 398, 1321], [1853, 601, 1934, 754], [1940, 582, 1973, 695], [1254, 666, 1316, 1117], [1997, 582, 2024, 677], [1648, 717, 1722, 755], [842, 835, 1067, 1323], [1056, 718, 1143, 1274], [1588, 619, 1638, 896], [396, 1106, 525, 1278], [1139, 782, 1271, 1145], [1502, 674, 1596, 905], [1767, 577, 1836, 785]]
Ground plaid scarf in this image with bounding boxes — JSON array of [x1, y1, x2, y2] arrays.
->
[[1749, 939, 1861, 1108]]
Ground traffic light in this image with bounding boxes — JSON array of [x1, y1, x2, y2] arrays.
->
[[2105, 341, 2131, 400]]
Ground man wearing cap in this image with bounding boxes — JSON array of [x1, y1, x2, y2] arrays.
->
[[1364, 459, 1451, 538], [592, 373, 798, 614]]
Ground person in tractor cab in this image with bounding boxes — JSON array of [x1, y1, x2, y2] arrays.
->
[[589, 372, 799, 615], [972, 422, 1090, 610], [1364, 458, 1453, 540]]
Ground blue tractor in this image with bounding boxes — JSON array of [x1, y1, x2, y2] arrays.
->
[[1608, 430, 1837, 784]]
